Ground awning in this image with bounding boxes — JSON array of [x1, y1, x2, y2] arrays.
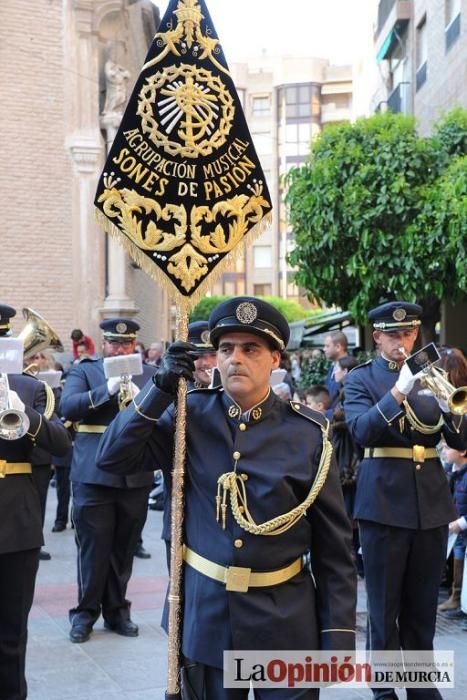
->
[[287, 311, 354, 350], [376, 28, 396, 63]]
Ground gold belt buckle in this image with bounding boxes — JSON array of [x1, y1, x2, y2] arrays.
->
[[0, 460, 7, 478], [225, 566, 251, 592], [413, 445, 425, 463]]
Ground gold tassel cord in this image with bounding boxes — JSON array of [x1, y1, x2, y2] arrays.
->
[[403, 400, 444, 435], [217, 428, 333, 536]]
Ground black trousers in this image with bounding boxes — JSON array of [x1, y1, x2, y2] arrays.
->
[[359, 520, 447, 700], [0, 548, 40, 700], [70, 482, 150, 627], [54, 466, 71, 526], [183, 659, 319, 699]]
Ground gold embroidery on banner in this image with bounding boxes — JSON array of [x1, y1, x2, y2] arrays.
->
[[144, 0, 229, 78], [138, 65, 235, 158], [97, 181, 270, 293]]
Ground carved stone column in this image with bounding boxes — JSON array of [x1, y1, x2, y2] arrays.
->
[[100, 112, 138, 317], [65, 1, 107, 341]]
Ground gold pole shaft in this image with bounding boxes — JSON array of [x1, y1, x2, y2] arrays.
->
[[166, 307, 189, 697]]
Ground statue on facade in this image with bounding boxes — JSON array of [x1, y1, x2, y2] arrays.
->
[[102, 59, 130, 115]]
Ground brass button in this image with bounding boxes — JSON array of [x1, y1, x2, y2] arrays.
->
[[234, 539, 243, 548], [240, 473, 248, 481], [233, 451, 241, 460], [239, 423, 246, 432], [238, 505, 245, 514], [415, 464, 422, 471]]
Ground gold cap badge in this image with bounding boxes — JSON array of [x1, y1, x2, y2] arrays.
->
[[393, 308, 407, 322], [201, 329, 211, 344], [115, 322, 128, 333], [235, 301, 257, 324]]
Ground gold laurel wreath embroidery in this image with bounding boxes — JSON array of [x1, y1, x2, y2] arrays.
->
[[138, 64, 235, 158], [97, 185, 270, 292]]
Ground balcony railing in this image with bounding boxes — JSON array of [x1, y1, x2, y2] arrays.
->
[[446, 14, 461, 52], [416, 62, 427, 92], [388, 84, 402, 113]]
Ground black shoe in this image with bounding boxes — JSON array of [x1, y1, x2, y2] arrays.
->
[[52, 523, 66, 532], [69, 623, 92, 643], [134, 544, 151, 559], [104, 619, 139, 637], [39, 549, 52, 560]]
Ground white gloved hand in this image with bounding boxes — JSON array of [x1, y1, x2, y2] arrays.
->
[[8, 390, 25, 412], [395, 363, 425, 396], [106, 377, 121, 396]]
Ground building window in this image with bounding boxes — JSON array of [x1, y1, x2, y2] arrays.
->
[[416, 16, 428, 91], [253, 246, 273, 268], [253, 283, 272, 297], [445, 0, 461, 51], [283, 84, 312, 119], [252, 95, 271, 116]]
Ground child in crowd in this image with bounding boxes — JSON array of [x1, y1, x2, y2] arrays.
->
[[304, 384, 330, 413]]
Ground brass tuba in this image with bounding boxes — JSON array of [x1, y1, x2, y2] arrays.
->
[[18, 308, 64, 420], [18, 307, 64, 360]]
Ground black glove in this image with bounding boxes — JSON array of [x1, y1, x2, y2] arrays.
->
[[154, 341, 195, 395]]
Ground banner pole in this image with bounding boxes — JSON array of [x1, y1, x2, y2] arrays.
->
[[166, 305, 189, 699]]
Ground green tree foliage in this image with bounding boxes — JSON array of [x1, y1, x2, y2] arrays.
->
[[190, 295, 311, 322], [189, 296, 229, 321], [285, 110, 467, 335]]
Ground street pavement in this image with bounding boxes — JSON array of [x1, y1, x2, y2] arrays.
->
[[26, 486, 467, 699]]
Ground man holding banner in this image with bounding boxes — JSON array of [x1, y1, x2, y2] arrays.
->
[[96, 296, 357, 697]]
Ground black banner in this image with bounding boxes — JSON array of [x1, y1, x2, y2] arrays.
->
[[95, 0, 272, 306]]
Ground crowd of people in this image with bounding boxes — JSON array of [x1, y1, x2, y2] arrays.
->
[[0, 296, 466, 699]]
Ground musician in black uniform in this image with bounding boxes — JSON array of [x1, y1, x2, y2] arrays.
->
[[0, 304, 71, 700], [343, 301, 467, 700], [60, 318, 158, 644], [96, 297, 357, 699]]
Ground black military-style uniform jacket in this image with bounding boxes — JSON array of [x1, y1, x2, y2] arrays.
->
[[59, 358, 158, 488], [96, 382, 357, 669], [0, 374, 72, 555], [344, 356, 466, 529]]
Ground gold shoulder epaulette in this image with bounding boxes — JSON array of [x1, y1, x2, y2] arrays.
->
[[288, 401, 329, 431]]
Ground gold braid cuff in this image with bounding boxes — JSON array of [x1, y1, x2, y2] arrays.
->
[[216, 425, 333, 536], [132, 398, 159, 422]]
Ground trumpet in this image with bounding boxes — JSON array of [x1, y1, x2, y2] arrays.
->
[[0, 373, 30, 440], [103, 353, 143, 412], [399, 346, 467, 415], [118, 373, 135, 411]]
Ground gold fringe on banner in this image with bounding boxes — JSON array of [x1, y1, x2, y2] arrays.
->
[[96, 210, 272, 312]]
